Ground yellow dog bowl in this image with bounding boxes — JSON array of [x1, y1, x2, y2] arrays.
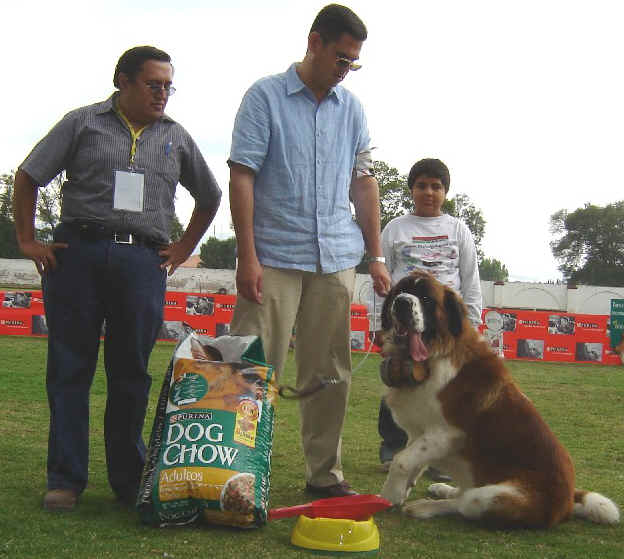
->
[[291, 515, 380, 554]]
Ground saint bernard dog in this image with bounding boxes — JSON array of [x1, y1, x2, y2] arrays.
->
[[379, 271, 620, 528]]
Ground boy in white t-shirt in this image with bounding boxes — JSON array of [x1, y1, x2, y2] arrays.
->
[[375, 158, 483, 475]]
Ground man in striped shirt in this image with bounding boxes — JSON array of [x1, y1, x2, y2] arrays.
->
[[13, 46, 221, 512]]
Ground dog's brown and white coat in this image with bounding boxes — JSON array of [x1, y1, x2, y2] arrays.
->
[[379, 271, 619, 528]]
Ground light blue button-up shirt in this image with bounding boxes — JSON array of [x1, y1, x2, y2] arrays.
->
[[229, 63, 371, 273]]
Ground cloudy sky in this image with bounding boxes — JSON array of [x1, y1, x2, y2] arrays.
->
[[3, 0, 622, 282]]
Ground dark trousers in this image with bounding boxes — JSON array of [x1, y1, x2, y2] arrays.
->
[[378, 397, 408, 462], [42, 223, 166, 496]]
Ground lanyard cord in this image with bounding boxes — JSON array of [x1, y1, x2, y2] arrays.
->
[[114, 100, 147, 166]]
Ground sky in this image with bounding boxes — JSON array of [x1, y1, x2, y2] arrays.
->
[[3, 0, 623, 282]]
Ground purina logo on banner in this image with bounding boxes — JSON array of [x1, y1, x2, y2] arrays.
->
[[609, 299, 624, 350]]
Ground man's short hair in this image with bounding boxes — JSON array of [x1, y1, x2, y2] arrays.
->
[[113, 46, 172, 88], [407, 158, 451, 192], [310, 4, 367, 43]]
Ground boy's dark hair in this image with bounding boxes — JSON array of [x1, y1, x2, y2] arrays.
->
[[310, 4, 367, 43], [407, 158, 451, 192], [113, 46, 172, 88]]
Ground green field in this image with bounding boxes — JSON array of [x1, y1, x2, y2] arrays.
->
[[1, 336, 622, 558]]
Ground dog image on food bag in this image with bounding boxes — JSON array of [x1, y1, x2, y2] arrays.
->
[[379, 270, 620, 528]]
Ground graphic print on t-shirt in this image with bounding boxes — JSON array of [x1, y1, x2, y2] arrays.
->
[[394, 235, 459, 287]]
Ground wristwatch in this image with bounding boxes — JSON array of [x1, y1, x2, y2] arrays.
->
[[370, 256, 386, 264]]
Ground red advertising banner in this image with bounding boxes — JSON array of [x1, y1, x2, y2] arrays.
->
[[350, 304, 372, 352], [481, 308, 618, 365], [0, 290, 621, 365], [163, 292, 187, 321], [213, 294, 236, 337], [1, 291, 39, 336], [0, 309, 32, 336]]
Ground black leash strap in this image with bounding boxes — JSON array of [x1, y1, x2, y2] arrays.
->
[[278, 377, 343, 399]]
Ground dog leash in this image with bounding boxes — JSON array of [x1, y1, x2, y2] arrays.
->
[[278, 377, 344, 399], [280, 286, 379, 393], [352, 288, 380, 373]]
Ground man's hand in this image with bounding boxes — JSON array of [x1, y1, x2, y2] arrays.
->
[[159, 204, 220, 276], [229, 162, 260, 302], [19, 239, 68, 275], [236, 254, 263, 304], [158, 241, 193, 276], [369, 260, 391, 296], [13, 169, 68, 275]]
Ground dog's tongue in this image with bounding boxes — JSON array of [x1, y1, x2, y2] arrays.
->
[[409, 332, 428, 362]]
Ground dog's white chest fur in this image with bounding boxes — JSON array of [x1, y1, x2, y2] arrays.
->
[[384, 358, 469, 478], [385, 357, 458, 435]]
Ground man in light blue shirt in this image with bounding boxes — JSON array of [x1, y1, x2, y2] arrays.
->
[[228, 4, 390, 497]]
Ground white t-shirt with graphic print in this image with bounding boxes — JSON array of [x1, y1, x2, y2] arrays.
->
[[369, 213, 482, 330]]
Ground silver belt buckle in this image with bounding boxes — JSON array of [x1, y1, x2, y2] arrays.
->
[[113, 232, 133, 244]]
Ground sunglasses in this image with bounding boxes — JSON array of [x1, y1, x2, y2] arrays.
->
[[335, 56, 362, 72]]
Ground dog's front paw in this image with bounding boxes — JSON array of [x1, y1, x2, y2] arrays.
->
[[427, 482, 458, 499], [403, 496, 459, 519], [402, 499, 439, 519]]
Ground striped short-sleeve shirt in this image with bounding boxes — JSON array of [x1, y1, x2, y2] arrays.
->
[[20, 93, 221, 243]]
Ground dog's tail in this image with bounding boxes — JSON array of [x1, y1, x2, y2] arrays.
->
[[573, 490, 620, 524]]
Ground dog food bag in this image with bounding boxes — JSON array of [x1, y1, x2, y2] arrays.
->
[[138, 332, 278, 528]]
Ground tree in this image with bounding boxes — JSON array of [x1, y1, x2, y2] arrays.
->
[[36, 173, 63, 241], [374, 160, 411, 230], [550, 201, 624, 286], [199, 237, 237, 269], [170, 212, 184, 242], [1, 170, 63, 245], [443, 194, 486, 262], [0, 172, 20, 258], [0, 172, 14, 219], [479, 258, 509, 282]]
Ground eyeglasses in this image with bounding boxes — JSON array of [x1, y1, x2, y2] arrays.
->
[[335, 56, 362, 72], [145, 82, 176, 96]]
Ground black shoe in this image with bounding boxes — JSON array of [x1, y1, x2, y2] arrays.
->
[[305, 481, 358, 498], [424, 467, 452, 483], [115, 485, 139, 506], [379, 443, 396, 465]]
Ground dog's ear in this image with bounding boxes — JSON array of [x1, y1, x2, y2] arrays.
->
[[443, 289, 464, 337]]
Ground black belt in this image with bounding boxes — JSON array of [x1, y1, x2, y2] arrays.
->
[[66, 222, 165, 250]]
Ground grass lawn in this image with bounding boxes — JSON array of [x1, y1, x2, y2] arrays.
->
[[1, 335, 623, 558]]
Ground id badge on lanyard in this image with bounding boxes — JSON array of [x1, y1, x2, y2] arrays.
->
[[113, 168, 145, 212]]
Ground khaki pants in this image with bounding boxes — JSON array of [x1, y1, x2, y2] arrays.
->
[[229, 266, 356, 486]]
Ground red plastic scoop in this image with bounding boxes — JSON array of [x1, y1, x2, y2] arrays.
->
[[268, 494, 392, 521]]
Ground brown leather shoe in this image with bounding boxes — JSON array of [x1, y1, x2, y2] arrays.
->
[[305, 481, 358, 498], [43, 489, 78, 511]]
